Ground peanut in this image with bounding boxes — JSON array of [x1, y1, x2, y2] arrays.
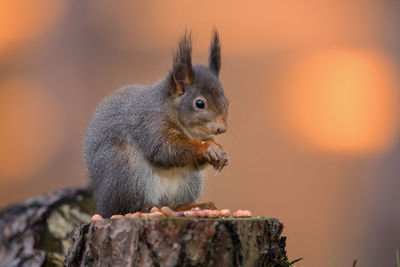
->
[[208, 210, 221, 218], [184, 210, 197, 218], [150, 207, 160, 213], [160, 206, 176, 217], [131, 212, 142, 218], [220, 209, 231, 218], [232, 210, 252, 218], [110, 214, 124, 219], [91, 214, 103, 221], [149, 211, 166, 219], [197, 210, 209, 218]]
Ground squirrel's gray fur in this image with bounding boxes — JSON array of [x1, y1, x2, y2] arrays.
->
[[84, 30, 228, 217]]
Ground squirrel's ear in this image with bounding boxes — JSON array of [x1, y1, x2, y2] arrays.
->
[[171, 31, 193, 95], [209, 29, 221, 77]]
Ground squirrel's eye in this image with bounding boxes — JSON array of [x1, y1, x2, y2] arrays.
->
[[195, 99, 205, 109]]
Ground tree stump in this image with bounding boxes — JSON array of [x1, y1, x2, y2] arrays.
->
[[0, 186, 289, 266], [66, 217, 288, 267]]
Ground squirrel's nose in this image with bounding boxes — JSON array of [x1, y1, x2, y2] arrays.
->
[[211, 114, 227, 135], [215, 123, 227, 135]]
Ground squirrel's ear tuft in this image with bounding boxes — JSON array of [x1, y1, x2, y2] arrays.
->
[[171, 31, 193, 95], [209, 29, 221, 77]]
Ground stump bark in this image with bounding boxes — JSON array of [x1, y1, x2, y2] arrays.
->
[[66, 217, 288, 267], [0, 186, 94, 266], [0, 186, 289, 267]]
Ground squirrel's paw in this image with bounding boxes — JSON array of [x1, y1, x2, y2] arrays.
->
[[205, 142, 229, 172]]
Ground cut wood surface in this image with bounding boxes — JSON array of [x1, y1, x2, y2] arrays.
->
[[66, 217, 288, 267]]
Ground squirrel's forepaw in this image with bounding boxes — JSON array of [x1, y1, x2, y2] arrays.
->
[[205, 142, 229, 172]]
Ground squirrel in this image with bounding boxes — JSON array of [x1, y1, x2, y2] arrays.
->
[[84, 30, 229, 218]]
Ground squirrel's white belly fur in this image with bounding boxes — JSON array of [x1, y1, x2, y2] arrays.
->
[[128, 141, 201, 206], [148, 166, 200, 205]]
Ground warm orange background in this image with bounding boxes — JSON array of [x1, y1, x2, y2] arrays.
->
[[1, 1, 400, 266]]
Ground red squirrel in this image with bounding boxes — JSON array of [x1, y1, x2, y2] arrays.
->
[[84, 30, 228, 218]]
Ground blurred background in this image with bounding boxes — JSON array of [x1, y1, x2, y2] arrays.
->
[[1, 0, 400, 266]]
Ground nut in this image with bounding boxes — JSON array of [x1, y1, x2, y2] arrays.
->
[[110, 214, 124, 219], [208, 210, 221, 218], [184, 210, 197, 218], [220, 209, 231, 218], [160, 206, 176, 217], [149, 211, 166, 219], [232, 210, 252, 218], [91, 214, 103, 221], [150, 207, 160, 213], [131, 212, 142, 218], [197, 210, 209, 218]]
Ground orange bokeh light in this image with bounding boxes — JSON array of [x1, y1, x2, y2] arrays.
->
[[0, 0, 68, 53], [0, 78, 66, 181], [86, 1, 377, 55], [281, 49, 399, 153]]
